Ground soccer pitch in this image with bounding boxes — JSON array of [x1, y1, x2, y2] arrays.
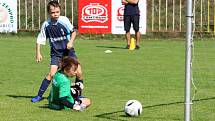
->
[[0, 35, 215, 121]]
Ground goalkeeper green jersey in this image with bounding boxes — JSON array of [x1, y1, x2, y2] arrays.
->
[[48, 70, 74, 110]]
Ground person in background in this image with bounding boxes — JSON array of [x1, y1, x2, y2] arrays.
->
[[122, 0, 141, 49]]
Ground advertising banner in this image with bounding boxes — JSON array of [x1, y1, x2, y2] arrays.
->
[[0, 0, 17, 33], [78, 0, 111, 34], [112, 0, 147, 34]]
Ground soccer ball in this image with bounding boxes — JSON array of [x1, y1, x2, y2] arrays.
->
[[124, 100, 142, 117]]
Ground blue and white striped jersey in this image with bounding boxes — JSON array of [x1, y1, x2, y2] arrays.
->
[[37, 16, 74, 56]]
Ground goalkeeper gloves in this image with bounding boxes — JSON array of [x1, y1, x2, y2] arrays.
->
[[73, 103, 86, 111], [75, 82, 84, 90]]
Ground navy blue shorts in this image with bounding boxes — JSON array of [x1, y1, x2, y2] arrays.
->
[[124, 15, 140, 33], [50, 48, 77, 66]]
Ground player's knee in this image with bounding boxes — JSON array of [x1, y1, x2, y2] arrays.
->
[[134, 28, 139, 33], [125, 28, 130, 33], [46, 72, 55, 80], [83, 98, 91, 107], [76, 65, 83, 79], [76, 74, 83, 81], [77, 66, 82, 74]]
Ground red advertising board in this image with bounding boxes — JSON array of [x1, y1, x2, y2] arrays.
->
[[78, 0, 111, 34]]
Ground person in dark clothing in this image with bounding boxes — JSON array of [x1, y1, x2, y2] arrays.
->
[[122, 0, 141, 49]]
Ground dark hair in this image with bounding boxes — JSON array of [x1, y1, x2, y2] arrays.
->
[[60, 56, 79, 72], [47, 0, 61, 12]]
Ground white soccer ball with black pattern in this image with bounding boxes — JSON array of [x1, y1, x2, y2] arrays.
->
[[124, 100, 142, 117]]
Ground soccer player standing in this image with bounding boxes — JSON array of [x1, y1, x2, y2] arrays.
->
[[31, 1, 84, 103]]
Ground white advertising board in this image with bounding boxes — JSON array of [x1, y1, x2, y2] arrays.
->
[[0, 0, 17, 33], [111, 0, 146, 34]]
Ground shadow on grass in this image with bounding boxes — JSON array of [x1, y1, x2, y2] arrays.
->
[[7, 95, 50, 109], [95, 110, 128, 121], [96, 45, 126, 49], [95, 96, 215, 120], [144, 96, 215, 108], [38, 104, 50, 109], [6, 94, 47, 101]]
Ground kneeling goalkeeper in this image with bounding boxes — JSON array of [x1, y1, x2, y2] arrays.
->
[[48, 56, 91, 111]]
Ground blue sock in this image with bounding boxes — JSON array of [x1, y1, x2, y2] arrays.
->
[[37, 78, 51, 97]]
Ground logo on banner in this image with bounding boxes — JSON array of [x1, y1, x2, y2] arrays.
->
[[117, 6, 124, 21], [0, 1, 17, 33], [81, 3, 108, 23], [0, 7, 8, 23], [0, 2, 15, 23]]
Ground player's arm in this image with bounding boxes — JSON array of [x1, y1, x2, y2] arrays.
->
[[60, 97, 75, 108], [122, 0, 128, 5], [59, 79, 81, 110], [36, 43, 42, 62], [36, 22, 47, 62], [60, 97, 85, 111], [67, 30, 76, 49], [66, 16, 77, 50]]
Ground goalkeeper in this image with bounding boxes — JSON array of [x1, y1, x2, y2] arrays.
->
[[48, 56, 91, 111]]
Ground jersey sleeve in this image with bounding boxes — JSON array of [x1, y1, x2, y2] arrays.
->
[[36, 22, 47, 45], [66, 17, 74, 32], [59, 16, 74, 32]]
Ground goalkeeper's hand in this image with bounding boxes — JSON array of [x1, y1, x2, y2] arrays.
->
[[75, 82, 84, 90], [72, 81, 84, 90], [73, 103, 86, 111], [73, 104, 81, 111]]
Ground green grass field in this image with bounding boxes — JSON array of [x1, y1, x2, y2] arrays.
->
[[0, 35, 215, 121]]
